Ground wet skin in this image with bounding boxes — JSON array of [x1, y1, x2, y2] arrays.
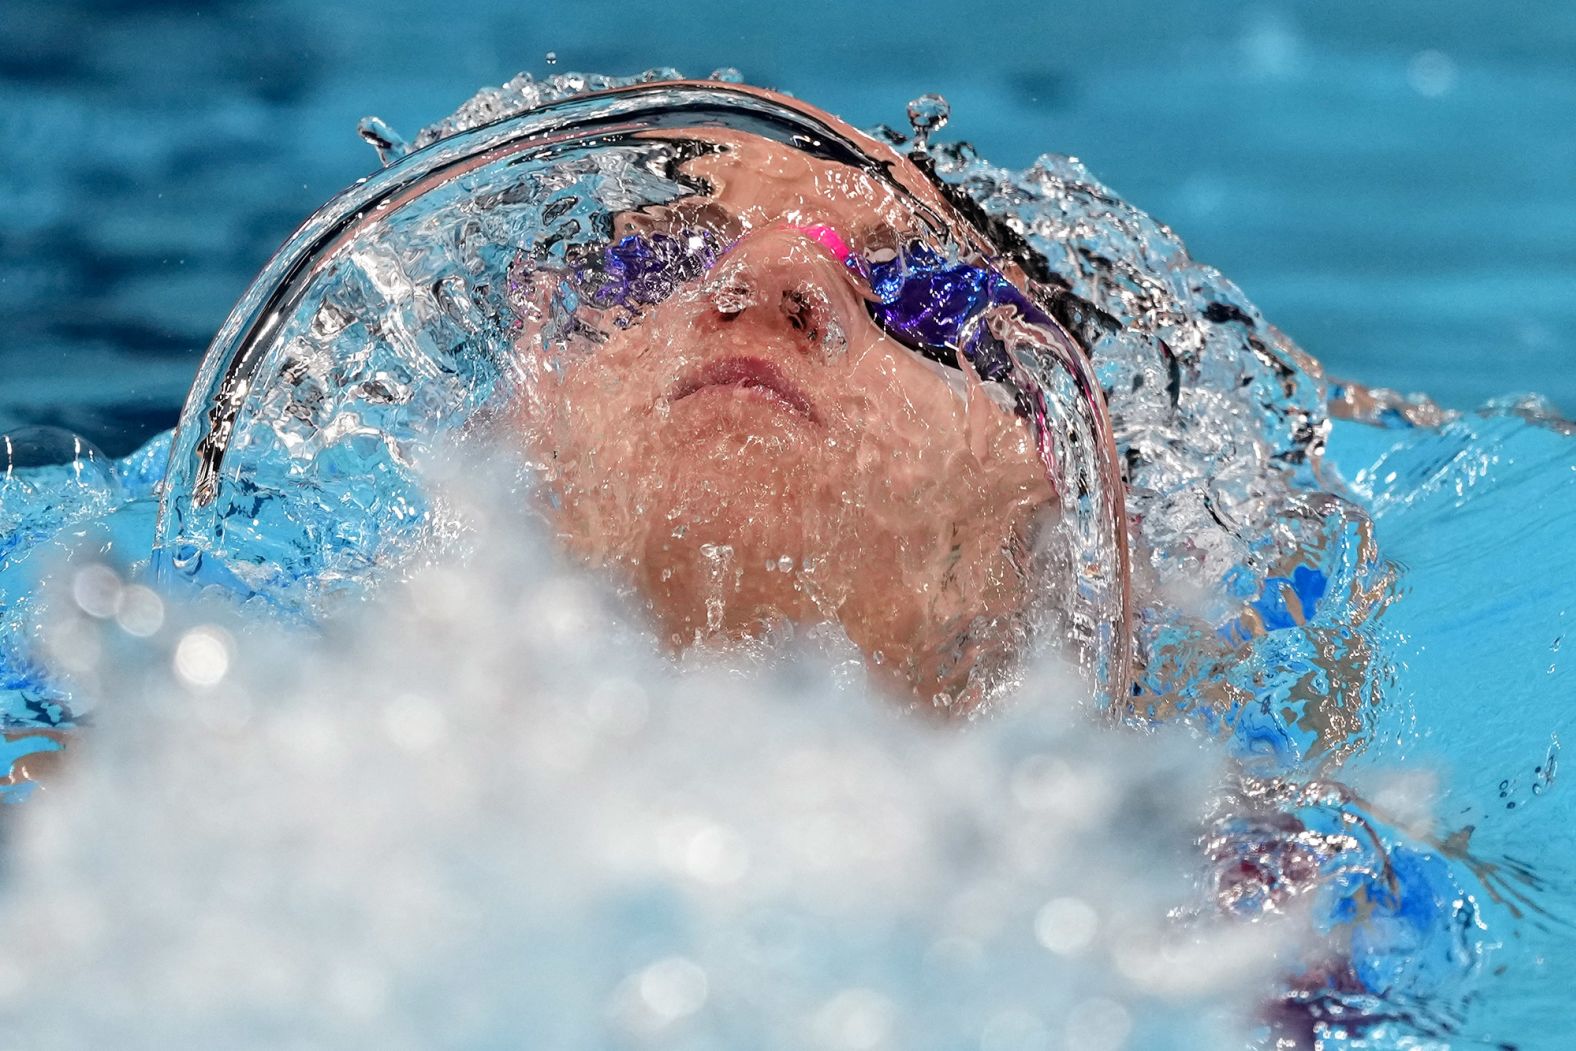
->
[[515, 130, 1057, 710]]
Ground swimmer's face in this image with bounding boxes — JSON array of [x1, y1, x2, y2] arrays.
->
[[515, 130, 1056, 711]]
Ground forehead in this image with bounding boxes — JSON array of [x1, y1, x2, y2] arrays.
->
[[644, 128, 922, 244]]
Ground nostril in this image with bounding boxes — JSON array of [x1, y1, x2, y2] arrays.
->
[[781, 289, 813, 334]]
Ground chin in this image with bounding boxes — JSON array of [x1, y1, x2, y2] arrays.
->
[[663, 394, 822, 455], [649, 424, 829, 523]]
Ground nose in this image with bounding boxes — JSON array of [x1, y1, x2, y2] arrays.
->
[[703, 225, 864, 353]]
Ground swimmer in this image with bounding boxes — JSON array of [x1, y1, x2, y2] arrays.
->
[[506, 110, 1128, 713], [0, 77, 1474, 1040], [110, 80, 1133, 717], [481, 89, 1471, 1034]]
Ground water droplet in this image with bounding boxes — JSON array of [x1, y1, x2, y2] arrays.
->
[[905, 93, 950, 152], [1034, 897, 1099, 956], [635, 956, 708, 1021], [812, 988, 895, 1050], [115, 585, 165, 638], [72, 565, 123, 619], [174, 626, 232, 688], [545, 50, 558, 66], [1407, 49, 1456, 97], [356, 116, 409, 167]]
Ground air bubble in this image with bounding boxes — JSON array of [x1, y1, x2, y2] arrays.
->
[[1, 425, 121, 505]]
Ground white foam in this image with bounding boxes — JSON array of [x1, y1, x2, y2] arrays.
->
[[0, 495, 1287, 1048]]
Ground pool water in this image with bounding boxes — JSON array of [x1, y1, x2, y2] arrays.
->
[[1322, 408, 1576, 1045], [5, 0, 1574, 453], [2, 26, 1575, 1051]]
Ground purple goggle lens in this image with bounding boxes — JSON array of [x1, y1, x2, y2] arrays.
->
[[568, 227, 1042, 389]]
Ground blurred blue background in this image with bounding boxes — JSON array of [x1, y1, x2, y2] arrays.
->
[[2, 0, 1573, 455]]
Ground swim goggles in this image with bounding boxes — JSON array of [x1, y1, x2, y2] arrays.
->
[[564, 218, 1053, 399]]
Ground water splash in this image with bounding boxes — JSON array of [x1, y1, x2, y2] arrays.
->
[[407, 67, 686, 152], [355, 115, 410, 167], [1, 426, 154, 747], [0, 484, 1278, 1048], [905, 92, 950, 153], [2, 70, 1572, 1048]]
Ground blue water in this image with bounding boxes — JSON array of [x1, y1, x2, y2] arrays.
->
[[3, 1, 1574, 455], [2, 4, 1575, 1048], [1323, 411, 1576, 1044]]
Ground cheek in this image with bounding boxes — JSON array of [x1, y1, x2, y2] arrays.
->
[[837, 348, 969, 475], [535, 325, 674, 440], [833, 351, 1052, 544]]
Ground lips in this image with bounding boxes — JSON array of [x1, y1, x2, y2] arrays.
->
[[669, 356, 819, 423]]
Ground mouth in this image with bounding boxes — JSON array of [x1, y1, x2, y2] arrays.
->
[[669, 356, 820, 423]]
